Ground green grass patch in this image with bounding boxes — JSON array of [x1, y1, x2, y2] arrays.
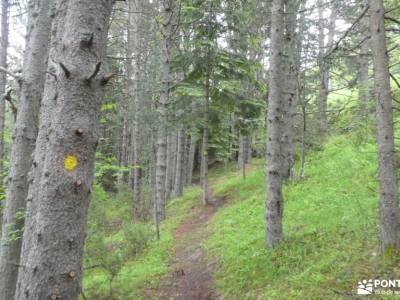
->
[[206, 135, 398, 299], [82, 187, 201, 299]]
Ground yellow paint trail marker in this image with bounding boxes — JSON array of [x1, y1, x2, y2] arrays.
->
[[64, 155, 78, 171]]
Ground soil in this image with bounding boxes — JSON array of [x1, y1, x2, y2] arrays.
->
[[145, 193, 224, 300]]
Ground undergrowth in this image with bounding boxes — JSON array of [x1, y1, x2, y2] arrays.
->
[[205, 134, 400, 299], [82, 186, 201, 299]]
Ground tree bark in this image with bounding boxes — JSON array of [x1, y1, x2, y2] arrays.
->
[[0, 0, 9, 187], [201, 72, 210, 205], [186, 132, 197, 186], [155, 0, 175, 221], [368, 0, 400, 252], [281, 0, 300, 180], [174, 128, 185, 197], [317, 1, 336, 132], [14, 1, 114, 299], [165, 133, 175, 200], [0, 0, 53, 298], [128, 0, 141, 216], [266, 0, 284, 248], [119, 114, 129, 184], [16, 2, 67, 298]]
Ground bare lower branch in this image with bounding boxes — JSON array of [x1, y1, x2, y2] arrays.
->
[[86, 62, 102, 83], [0, 66, 21, 81], [325, 5, 369, 58]]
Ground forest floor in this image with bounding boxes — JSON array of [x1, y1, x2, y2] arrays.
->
[[144, 190, 225, 300]]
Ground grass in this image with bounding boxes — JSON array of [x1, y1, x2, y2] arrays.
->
[[205, 134, 400, 299], [82, 187, 202, 299], [83, 131, 400, 299]]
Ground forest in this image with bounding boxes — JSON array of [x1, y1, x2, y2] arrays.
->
[[0, 0, 400, 299]]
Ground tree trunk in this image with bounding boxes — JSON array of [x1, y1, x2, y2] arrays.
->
[[155, 0, 175, 221], [14, 1, 114, 299], [238, 135, 244, 166], [182, 133, 189, 186], [16, 1, 67, 297], [266, 0, 284, 248], [369, 0, 400, 252], [201, 73, 210, 205], [281, 0, 300, 180], [119, 114, 129, 185], [186, 132, 197, 186], [165, 133, 174, 199], [0, 0, 9, 187], [174, 128, 185, 197], [128, 0, 141, 216], [317, 1, 336, 132], [238, 134, 250, 179], [0, 0, 53, 298], [358, 8, 370, 118]]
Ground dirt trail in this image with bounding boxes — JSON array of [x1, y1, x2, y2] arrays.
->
[[146, 193, 224, 300]]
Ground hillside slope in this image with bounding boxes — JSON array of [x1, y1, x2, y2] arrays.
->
[[83, 133, 400, 299], [206, 134, 395, 299]]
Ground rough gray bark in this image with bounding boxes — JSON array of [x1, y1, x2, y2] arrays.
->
[[0, 0, 53, 298], [128, 0, 141, 216], [156, 0, 175, 221], [281, 0, 300, 180], [165, 133, 175, 200], [368, 0, 400, 251], [15, 5, 68, 299], [266, 0, 284, 247], [14, 1, 114, 299], [174, 128, 185, 197], [0, 0, 9, 187], [16, 4, 69, 295]]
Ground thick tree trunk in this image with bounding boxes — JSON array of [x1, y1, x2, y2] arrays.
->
[[174, 128, 185, 197], [0, 0, 9, 186], [14, 1, 114, 299], [0, 0, 53, 298], [155, 0, 175, 221], [266, 0, 284, 248], [369, 0, 400, 251], [16, 2, 67, 297]]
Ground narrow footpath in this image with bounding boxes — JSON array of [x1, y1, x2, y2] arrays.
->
[[146, 191, 225, 300]]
